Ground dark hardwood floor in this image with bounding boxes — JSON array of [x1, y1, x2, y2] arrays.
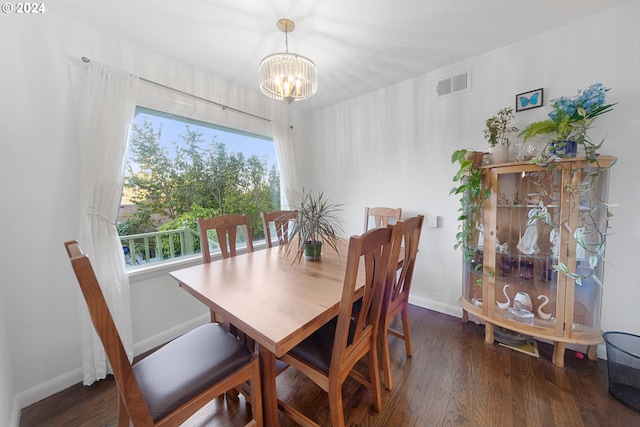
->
[[20, 306, 640, 426]]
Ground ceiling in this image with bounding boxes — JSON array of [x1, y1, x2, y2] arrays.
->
[[50, 0, 634, 112]]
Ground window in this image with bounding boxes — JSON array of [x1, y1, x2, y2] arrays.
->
[[118, 107, 280, 267]]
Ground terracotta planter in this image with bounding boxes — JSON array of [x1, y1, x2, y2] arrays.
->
[[464, 151, 484, 167]]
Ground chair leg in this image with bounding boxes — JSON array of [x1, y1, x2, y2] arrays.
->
[[328, 381, 346, 427], [367, 342, 383, 412], [248, 358, 263, 427], [227, 388, 240, 399], [379, 318, 393, 391], [400, 306, 413, 357], [117, 393, 130, 427]]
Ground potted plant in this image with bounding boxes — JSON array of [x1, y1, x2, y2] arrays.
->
[[286, 189, 344, 262], [483, 106, 518, 164], [519, 83, 615, 158], [521, 85, 618, 290], [450, 149, 490, 268]]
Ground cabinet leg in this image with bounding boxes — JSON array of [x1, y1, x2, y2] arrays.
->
[[552, 342, 565, 368], [587, 345, 598, 361], [485, 323, 494, 344]]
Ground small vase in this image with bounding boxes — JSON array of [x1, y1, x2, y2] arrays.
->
[[564, 140, 577, 157], [550, 140, 577, 158], [500, 256, 514, 276], [304, 241, 322, 261], [541, 258, 556, 282], [519, 261, 534, 280]]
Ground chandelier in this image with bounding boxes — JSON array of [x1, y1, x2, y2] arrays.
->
[[258, 19, 317, 103]]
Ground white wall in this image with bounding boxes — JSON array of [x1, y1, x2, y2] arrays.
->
[[0, 3, 638, 427], [302, 4, 640, 337], [1, 13, 84, 426], [0, 10, 287, 426], [0, 276, 17, 427]]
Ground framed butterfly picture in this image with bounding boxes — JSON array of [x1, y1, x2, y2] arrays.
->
[[515, 88, 543, 112]]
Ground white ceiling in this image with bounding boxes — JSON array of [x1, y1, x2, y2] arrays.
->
[[50, 0, 634, 112]]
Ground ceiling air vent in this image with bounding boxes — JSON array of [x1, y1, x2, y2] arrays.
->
[[437, 69, 471, 99]]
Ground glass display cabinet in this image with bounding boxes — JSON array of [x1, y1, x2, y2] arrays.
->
[[459, 156, 614, 367]]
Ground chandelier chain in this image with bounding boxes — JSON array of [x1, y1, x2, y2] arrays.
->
[[284, 28, 289, 53]]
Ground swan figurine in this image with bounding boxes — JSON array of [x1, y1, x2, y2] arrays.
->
[[496, 284, 511, 309], [537, 295, 552, 320], [514, 292, 533, 311]]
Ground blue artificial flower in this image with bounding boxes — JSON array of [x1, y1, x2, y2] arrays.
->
[[548, 83, 612, 123]]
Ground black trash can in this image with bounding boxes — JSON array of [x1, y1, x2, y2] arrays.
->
[[603, 331, 640, 412]]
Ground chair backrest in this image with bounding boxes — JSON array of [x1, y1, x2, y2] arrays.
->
[[64, 241, 154, 425], [385, 215, 424, 308], [261, 210, 298, 248], [364, 207, 402, 232], [332, 226, 394, 370], [198, 214, 254, 262]]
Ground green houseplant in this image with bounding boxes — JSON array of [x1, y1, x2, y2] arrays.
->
[[450, 149, 490, 270], [519, 83, 615, 158], [520, 85, 617, 288], [286, 189, 344, 262], [484, 106, 518, 163]]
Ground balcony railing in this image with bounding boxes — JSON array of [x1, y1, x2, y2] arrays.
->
[[120, 222, 200, 267]]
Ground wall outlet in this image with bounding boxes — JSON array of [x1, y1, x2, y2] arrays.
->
[[428, 215, 438, 228]]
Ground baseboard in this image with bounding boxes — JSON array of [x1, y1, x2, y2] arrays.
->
[[133, 313, 210, 355], [15, 365, 82, 420], [408, 294, 463, 319], [9, 397, 21, 427], [15, 313, 210, 419]]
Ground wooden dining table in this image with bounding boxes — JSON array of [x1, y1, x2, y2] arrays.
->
[[169, 240, 360, 426]]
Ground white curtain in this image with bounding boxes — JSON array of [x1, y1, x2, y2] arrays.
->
[[271, 122, 298, 208], [268, 102, 303, 208], [72, 61, 138, 385]]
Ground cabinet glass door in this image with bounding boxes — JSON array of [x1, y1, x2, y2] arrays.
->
[[493, 167, 561, 332], [568, 164, 608, 337]]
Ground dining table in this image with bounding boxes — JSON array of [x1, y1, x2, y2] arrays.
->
[[169, 240, 363, 426]]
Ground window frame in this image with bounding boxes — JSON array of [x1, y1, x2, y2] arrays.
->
[[123, 82, 280, 278]]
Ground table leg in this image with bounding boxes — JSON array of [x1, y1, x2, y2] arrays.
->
[[258, 345, 279, 427]]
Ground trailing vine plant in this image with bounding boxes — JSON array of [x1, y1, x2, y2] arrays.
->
[[528, 156, 616, 287], [523, 83, 617, 288], [450, 149, 492, 285]]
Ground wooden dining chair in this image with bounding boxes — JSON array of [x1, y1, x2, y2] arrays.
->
[[276, 226, 394, 427], [198, 214, 254, 322], [261, 210, 298, 248], [379, 215, 424, 391], [197, 213, 254, 263], [197, 214, 255, 346], [64, 240, 263, 427], [363, 206, 402, 233]]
